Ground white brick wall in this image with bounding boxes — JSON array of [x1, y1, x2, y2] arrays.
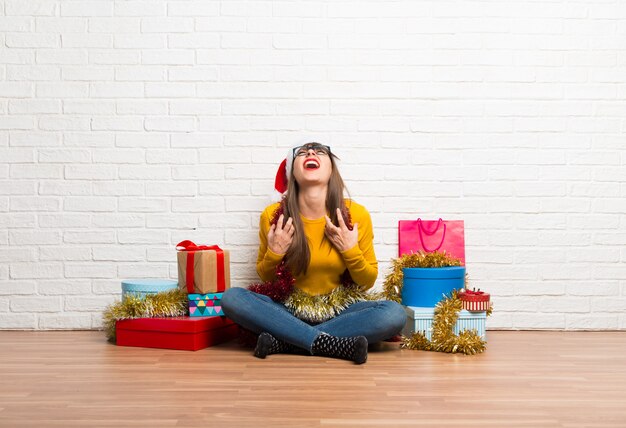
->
[[1, 0, 625, 330]]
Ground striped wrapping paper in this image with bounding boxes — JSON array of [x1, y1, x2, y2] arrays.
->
[[458, 289, 490, 312]]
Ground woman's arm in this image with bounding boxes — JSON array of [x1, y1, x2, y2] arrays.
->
[[340, 208, 378, 290], [256, 207, 285, 281]]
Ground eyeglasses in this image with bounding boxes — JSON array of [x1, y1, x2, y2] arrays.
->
[[292, 143, 331, 159]]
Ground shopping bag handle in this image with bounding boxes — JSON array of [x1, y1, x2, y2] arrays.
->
[[417, 218, 446, 252]]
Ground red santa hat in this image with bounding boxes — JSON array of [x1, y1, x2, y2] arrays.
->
[[273, 155, 293, 195]]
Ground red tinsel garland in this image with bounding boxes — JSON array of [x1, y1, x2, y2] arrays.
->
[[247, 261, 295, 302]]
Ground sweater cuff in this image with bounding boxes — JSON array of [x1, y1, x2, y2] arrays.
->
[[264, 248, 286, 263], [340, 243, 363, 260]]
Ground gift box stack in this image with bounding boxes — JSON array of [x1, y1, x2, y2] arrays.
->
[[398, 218, 488, 341], [176, 240, 230, 318], [115, 241, 238, 351]]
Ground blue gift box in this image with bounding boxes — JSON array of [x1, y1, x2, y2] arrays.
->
[[121, 279, 178, 300], [402, 305, 486, 341], [188, 293, 224, 317], [402, 267, 465, 307]]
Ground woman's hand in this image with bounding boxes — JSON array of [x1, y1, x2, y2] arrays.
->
[[325, 208, 359, 252], [267, 214, 294, 255]]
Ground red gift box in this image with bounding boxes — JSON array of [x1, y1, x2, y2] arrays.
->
[[458, 288, 490, 312], [116, 316, 239, 351]]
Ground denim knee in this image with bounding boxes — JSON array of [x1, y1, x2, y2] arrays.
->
[[220, 287, 246, 316], [382, 300, 407, 333]]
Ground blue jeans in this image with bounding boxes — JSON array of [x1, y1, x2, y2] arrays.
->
[[221, 287, 407, 353]]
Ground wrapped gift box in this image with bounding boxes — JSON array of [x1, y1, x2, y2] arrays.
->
[[116, 316, 238, 351], [458, 288, 491, 312], [188, 293, 224, 317], [176, 241, 230, 294], [402, 306, 486, 341], [121, 278, 178, 300]]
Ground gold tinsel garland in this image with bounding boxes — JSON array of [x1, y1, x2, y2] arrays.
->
[[382, 250, 464, 302], [102, 288, 188, 342], [401, 290, 489, 355], [284, 285, 386, 323], [382, 251, 492, 355], [102, 285, 386, 341]]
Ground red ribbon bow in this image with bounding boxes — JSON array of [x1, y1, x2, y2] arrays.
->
[[176, 240, 225, 294], [463, 288, 485, 296]]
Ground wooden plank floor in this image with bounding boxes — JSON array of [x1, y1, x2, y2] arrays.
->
[[0, 331, 625, 428]]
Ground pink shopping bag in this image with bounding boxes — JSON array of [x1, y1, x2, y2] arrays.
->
[[398, 218, 465, 265]]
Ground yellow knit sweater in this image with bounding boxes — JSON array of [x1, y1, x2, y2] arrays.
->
[[256, 199, 378, 296]]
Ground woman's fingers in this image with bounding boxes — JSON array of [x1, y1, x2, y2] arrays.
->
[[276, 214, 295, 233], [284, 216, 293, 232], [325, 215, 339, 232], [276, 214, 285, 230], [272, 216, 294, 252], [283, 228, 294, 248], [268, 215, 295, 253], [324, 225, 338, 240], [336, 208, 347, 229]]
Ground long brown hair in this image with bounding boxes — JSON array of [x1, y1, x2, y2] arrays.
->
[[281, 151, 351, 276]]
